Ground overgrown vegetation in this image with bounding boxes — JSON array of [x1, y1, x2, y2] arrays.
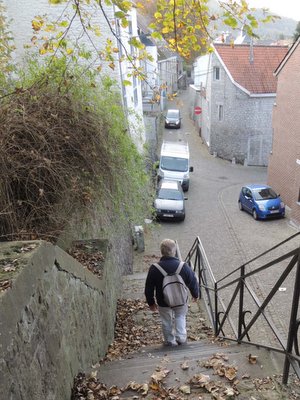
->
[[0, 58, 153, 242]]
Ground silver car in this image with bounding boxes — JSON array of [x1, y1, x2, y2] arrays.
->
[[164, 109, 181, 129], [154, 179, 187, 221]]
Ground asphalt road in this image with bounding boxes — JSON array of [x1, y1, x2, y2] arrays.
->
[[145, 88, 299, 344]]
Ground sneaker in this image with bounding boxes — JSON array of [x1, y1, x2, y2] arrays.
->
[[176, 340, 187, 346], [163, 341, 178, 347]]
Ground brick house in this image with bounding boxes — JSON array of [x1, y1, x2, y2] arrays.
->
[[268, 37, 300, 227], [189, 44, 288, 165]]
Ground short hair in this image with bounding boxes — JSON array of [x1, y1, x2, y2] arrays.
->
[[160, 239, 176, 257]]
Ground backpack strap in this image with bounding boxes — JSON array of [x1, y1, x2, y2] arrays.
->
[[153, 261, 185, 276], [153, 263, 167, 276], [175, 261, 185, 274]]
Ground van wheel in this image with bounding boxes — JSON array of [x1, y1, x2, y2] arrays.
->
[[253, 209, 258, 220]]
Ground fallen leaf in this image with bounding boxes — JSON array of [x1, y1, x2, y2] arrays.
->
[[181, 361, 189, 370], [179, 384, 191, 394], [124, 381, 141, 391], [224, 366, 237, 381], [248, 354, 258, 364], [139, 383, 149, 395], [189, 373, 210, 387], [151, 369, 170, 382], [108, 385, 121, 396], [224, 386, 236, 396], [4, 265, 16, 272]]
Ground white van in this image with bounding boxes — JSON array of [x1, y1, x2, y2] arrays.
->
[[157, 140, 193, 191]]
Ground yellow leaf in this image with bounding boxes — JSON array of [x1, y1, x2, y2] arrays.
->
[[109, 62, 115, 70], [32, 19, 43, 32]]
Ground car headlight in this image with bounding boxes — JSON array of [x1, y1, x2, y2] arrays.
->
[[280, 202, 285, 208], [183, 172, 189, 179], [175, 210, 184, 213], [166, 119, 170, 124], [258, 204, 266, 211]]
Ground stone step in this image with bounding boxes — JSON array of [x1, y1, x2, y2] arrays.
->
[[97, 340, 284, 389]]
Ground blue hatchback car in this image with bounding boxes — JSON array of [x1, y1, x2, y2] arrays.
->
[[238, 184, 285, 220]]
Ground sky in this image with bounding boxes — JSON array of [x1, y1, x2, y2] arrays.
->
[[248, 0, 300, 21]]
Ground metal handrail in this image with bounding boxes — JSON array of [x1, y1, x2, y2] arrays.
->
[[182, 232, 300, 384]]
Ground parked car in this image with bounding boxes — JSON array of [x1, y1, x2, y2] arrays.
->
[[164, 109, 181, 129], [157, 140, 193, 191], [238, 184, 285, 220], [154, 179, 187, 221]]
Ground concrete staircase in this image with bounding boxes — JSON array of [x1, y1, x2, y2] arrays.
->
[[97, 339, 284, 388], [94, 268, 292, 399]]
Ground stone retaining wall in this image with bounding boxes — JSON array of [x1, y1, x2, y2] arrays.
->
[[0, 239, 124, 400]]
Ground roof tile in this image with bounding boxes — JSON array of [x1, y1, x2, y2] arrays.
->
[[214, 44, 289, 94]]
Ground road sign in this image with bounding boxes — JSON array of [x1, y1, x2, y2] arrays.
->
[[194, 106, 202, 115]]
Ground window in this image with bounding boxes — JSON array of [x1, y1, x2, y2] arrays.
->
[[213, 66, 220, 80], [133, 75, 138, 107], [128, 20, 133, 35], [217, 104, 223, 121]]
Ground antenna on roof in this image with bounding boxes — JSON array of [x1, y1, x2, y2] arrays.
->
[[249, 37, 254, 64]]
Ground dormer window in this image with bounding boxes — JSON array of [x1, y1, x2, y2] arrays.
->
[[213, 66, 220, 80]]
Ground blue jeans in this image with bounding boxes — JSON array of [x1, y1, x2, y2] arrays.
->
[[158, 304, 188, 344]]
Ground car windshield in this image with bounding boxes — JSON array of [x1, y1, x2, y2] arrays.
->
[[158, 188, 182, 200], [160, 156, 188, 172], [167, 110, 179, 118], [252, 188, 278, 200]]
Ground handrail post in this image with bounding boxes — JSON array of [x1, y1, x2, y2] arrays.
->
[[238, 265, 245, 342], [282, 248, 300, 384], [214, 281, 218, 335], [198, 245, 202, 299]]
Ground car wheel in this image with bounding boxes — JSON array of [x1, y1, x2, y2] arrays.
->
[[238, 201, 243, 211], [252, 209, 258, 220]]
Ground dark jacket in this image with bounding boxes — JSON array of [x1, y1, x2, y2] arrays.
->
[[144, 256, 199, 307]]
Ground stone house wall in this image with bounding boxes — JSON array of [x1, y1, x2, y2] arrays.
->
[[208, 54, 274, 166]]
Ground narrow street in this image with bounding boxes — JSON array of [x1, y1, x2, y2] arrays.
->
[[140, 88, 299, 344]]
